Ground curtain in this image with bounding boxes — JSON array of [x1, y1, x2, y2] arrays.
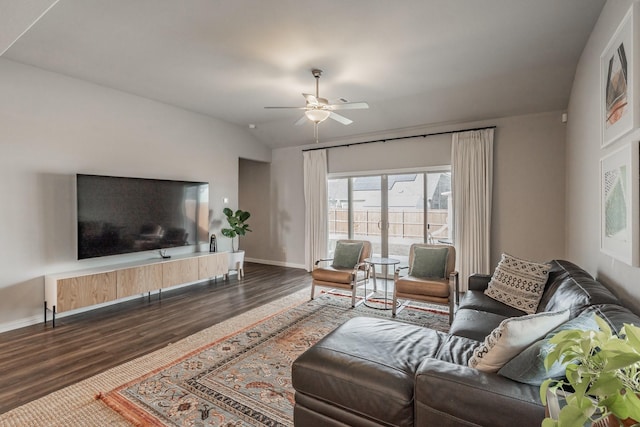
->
[[303, 149, 328, 272], [451, 128, 494, 291]]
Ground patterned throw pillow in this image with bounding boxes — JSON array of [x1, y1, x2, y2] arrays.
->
[[331, 242, 364, 269], [484, 253, 551, 314], [468, 309, 570, 372]]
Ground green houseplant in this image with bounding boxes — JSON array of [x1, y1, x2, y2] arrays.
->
[[541, 315, 640, 427], [221, 207, 251, 252]]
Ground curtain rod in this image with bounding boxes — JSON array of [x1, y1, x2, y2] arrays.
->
[[301, 125, 496, 152]]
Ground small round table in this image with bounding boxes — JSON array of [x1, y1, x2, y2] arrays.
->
[[363, 257, 400, 310]]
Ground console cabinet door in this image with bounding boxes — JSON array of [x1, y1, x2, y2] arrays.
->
[[57, 272, 117, 312], [162, 258, 199, 288], [117, 264, 163, 298], [198, 253, 229, 279]]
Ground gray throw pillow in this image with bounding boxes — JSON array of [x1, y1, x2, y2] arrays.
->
[[332, 242, 364, 269], [410, 247, 449, 278], [497, 311, 599, 385]]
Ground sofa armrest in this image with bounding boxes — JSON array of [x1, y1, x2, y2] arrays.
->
[[415, 358, 544, 427], [468, 273, 492, 291]]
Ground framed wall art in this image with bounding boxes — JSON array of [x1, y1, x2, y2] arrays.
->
[[600, 141, 639, 266], [601, 3, 640, 148]]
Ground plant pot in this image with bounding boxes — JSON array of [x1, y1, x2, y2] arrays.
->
[[228, 250, 245, 278], [593, 414, 639, 427]]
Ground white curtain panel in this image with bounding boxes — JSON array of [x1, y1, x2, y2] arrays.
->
[[303, 149, 328, 272], [451, 128, 494, 291]]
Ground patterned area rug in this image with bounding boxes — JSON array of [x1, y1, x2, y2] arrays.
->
[[99, 292, 449, 426]]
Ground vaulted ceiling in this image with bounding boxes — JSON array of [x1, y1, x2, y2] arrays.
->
[[1, 0, 605, 148]]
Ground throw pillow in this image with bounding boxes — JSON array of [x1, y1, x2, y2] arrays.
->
[[468, 309, 570, 373], [332, 242, 364, 269], [484, 253, 551, 314], [498, 311, 599, 385], [410, 247, 449, 278]]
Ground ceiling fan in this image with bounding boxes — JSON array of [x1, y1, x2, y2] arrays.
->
[[265, 69, 369, 142]]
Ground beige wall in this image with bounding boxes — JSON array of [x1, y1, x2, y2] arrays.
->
[[566, 0, 640, 312], [262, 111, 567, 270], [0, 58, 270, 331]]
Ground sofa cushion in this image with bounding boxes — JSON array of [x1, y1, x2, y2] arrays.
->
[[448, 308, 511, 341], [498, 310, 598, 385], [331, 241, 363, 269], [485, 253, 551, 314], [292, 316, 446, 426], [537, 260, 622, 317], [458, 290, 528, 318], [410, 246, 448, 278], [434, 334, 479, 365], [468, 309, 570, 372]]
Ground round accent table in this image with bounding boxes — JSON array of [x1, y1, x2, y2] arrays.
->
[[363, 257, 400, 310]]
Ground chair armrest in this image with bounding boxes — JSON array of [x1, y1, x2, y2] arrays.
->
[[353, 261, 370, 274], [394, 265, 409, 280], [314, 258, 333, 267], [468, 273, 492, 291], [415, 358, 544, 427]]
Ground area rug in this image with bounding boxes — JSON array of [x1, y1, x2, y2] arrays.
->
[[0, 289, 448, 426], [98, 291, 448, 426]]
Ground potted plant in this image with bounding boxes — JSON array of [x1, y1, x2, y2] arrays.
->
[[221, 207, 251, 276], [541, 315, 640, 427]]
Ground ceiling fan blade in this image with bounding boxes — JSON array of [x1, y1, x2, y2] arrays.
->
[[329, 112, 353, 125], [264, 106, 307, 109], [294, 115, 308, 126], [329, 102, 369, 110], [303, 93, 319, 106]]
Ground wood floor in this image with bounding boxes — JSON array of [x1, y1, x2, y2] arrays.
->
[[0, 262, 311, 414]]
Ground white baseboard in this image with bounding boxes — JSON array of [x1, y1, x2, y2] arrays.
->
[[0, 314, 43, 334], [245, 257, 306, 270]]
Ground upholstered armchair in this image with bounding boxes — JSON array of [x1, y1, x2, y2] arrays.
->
[[393, 243, 459, 324], [311, 240, 372, 307]]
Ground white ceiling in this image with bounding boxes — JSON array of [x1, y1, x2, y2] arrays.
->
[[1, 0, 605, 148]]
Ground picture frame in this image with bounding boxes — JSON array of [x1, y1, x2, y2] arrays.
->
[[601, 3, 640, 148], [600, 141, 639, 266]]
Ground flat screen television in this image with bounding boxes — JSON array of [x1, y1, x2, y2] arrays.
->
[[76, 174, 209, 260]]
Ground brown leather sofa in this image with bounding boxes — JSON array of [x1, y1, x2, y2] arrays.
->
[[292, 260, 640, 426]]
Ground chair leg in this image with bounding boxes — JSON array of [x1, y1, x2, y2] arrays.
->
[[392, 292, 398, 316], [394, 299, 410, 316], [310, 283, 315, 300]]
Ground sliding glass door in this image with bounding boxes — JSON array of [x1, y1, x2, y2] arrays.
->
[[328, 169, 451, 278]]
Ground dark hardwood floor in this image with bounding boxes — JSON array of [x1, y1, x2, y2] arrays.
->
[[0, 262, 311, 414]]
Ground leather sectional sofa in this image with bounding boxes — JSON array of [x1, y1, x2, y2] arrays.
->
[[291, 260, 640, 426]]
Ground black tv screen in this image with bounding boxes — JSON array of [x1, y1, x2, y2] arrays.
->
[[76, 174, 209, 259]]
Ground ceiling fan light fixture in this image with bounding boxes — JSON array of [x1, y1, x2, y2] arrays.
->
[[305, 109, 331, 123]]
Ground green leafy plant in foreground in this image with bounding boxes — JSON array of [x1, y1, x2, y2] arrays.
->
[[541, 315, 640, 427], [220, 208, 251, 252]]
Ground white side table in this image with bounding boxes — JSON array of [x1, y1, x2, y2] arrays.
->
[[363, 257, 400, 310]]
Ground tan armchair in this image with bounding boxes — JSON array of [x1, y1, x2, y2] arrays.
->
[[393, 243, 459, 324], [311, 240, 372, 307]]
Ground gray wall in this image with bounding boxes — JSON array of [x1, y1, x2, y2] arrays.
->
[[238, 158, 275, 262], [566, 0, 640, 312], [0, 58, 270, 331], [259, 111, 567, 271]]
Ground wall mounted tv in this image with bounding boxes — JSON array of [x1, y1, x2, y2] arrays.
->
[[76, 174, 209, 260]]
